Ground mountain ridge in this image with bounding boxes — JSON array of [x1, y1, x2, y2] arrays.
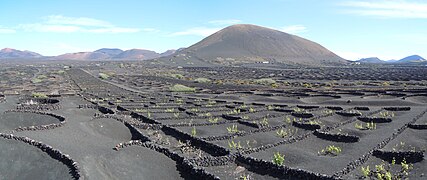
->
[[356, 55, 426, 64], [0, 48, 43, 59], [0, 48, 178, 60]]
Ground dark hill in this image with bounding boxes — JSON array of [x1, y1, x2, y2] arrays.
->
[[157, 24, 348, 66]]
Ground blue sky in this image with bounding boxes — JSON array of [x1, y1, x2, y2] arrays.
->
[[0, 0, 426, 60]]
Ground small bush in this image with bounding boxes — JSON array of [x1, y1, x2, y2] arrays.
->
[[98, 73, 110, 79], [56, 70, 65, 74], [31, 78, 43, 83], [228, 139, 243, 150], [318, 145, 342, 156], [360, 158, 413, 179], [276, 128, 297, 138], [226, 125, 239, 133], [361, 166, 370, 178], [194, 77, 211, 83], [170, 84, 196, 92], [254, 78, 276, 85], [355, 121, 376, 130], [171, 74, 184, 79], [37, 75, 47, 79], [191, 127, 197, 136], [208, 117, 219, 123], [260, 116, 269, 126], [32, 92, 48, 98], [272, 152, 285, 166]]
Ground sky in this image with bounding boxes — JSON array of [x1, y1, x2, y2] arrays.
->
[[0, 0, 426, 60]]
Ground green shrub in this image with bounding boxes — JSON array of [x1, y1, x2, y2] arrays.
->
[[37, 75, 47, 79], [260, 116, 269, 126], [355, 122, 376, 130], [361, 158, 413, 179], [98, 73, 110, 79], [191, 127, 197, 136], [318, 145, 342, 156], [254, 78, 276, 85], [31, 78, 43, 83], [272, 152, 285, 166], [170, 84, 195, 92], [208, 117, 219, 123], [194, 77, 211, 83], [226, 125, 239, 133], [276, 128, 297, 138], [361, 166, 370, 178], [171, 74, 184, 79], [228, 140, 243, 150], [32, 92, 48, 98], [56, 70, 65, 74]]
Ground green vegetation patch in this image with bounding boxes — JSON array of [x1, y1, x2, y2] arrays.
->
[[36, 75, 47, 79], [31, 78, 43, 83], [254, 78, 276, 85], [98, 73, 110, 80], [170, 84, 196, 92], [194, 77, 211, 83], [32, 92, 48, 98], [170, 74, 184, 79], [55, 70, 65, 74]]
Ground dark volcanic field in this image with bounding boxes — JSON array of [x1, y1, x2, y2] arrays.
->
[[0, 64, 426, 180]]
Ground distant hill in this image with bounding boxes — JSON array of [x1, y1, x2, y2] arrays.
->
[[0, 47, 179, 61], [0, 48, 42, 59], [55, 52, 109, 60], [94, 48, 124, 56], [356, 57, 385, 63], [53, 48, 176, 60], [355, 55, 426, 64], [113, 49, 160, 60], [154, 24, 348, 66], [396, 55, 426, 63]]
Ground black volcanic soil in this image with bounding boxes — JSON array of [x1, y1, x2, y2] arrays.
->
[[0, 112, 61, 131], [0, 138, 72, 180], [85, 118, 132, 141], [2, 64, 427, 180], [13, 96, 185, 179]]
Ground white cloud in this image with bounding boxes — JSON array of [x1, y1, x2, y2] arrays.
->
[[0, 28, 16, 33], [19, 15, 140, 33], [208, 19, 242, 25], [341, 0, 427, 18], [44, 15, 112, 27], [171, 27, 221, 37], [20, 24, 82, 33], [85, 27, 140, 33], [279, 25, 307, 34]]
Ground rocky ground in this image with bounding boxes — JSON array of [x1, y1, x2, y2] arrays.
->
[[0, 63, 426, 180]]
